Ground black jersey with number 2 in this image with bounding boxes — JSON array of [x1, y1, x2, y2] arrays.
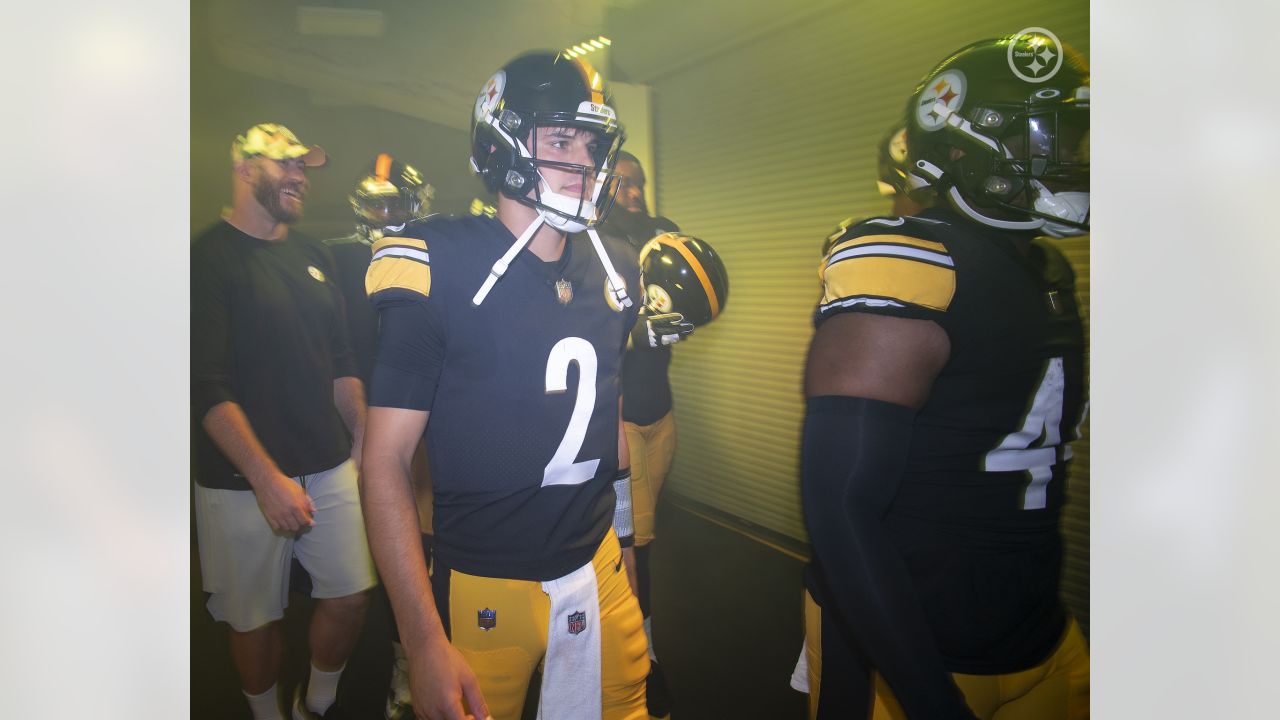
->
[[367, 215, 641, 582]]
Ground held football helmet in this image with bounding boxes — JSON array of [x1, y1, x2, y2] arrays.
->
[[349, 153, 433, 244], [904, 32, 1089, 237], [639, 233, 729, 327]]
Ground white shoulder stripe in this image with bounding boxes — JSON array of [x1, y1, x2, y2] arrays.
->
[[819, 296, 907, 312], [829, 244, 954, 267], [863, 217, 905, 227], [372, 246, 430, 264]]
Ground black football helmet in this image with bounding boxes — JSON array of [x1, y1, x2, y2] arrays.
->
[[349, 153, 433, 244], [639, 233, 729, 327], [876, 124, 914, 197], [470, 50, 624, 233], [905, 31, 1089, 236]]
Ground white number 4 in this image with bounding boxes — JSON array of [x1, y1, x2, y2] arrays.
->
[[983, 357, 1075, 510]]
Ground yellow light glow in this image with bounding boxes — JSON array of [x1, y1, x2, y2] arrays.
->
[[589, 39, 604, 49], [574, 44, 589, 54], [564, 48, 578, 57], [599, 36, 612, 46]]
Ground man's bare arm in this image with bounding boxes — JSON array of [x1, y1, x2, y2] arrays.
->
[[361, 406, 490, 720]]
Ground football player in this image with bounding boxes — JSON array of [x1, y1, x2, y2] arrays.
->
[[360, 51, 649, 720], [801, 33, 1090, 719], [599, 150, 688, 720], [794, 120, 935, 715], [323, 153, 437, 720]]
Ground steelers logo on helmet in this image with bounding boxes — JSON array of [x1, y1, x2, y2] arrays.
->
[[474, 70, 506, 125], [916, 70, 966, 132], [638, 233, 729, 327]]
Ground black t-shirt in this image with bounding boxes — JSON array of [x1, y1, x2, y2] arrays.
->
[[191, 221, 358, 490], [601, 210, 681, 425], [367, 216, 641, 580], [815, 208, 1087, 673]]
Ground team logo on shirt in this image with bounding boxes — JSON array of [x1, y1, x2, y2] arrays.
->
[[603, 275, 629, 312], [478, 607, 497, 631], [567, 610, 587, 635], [307, 265, 326, 282]]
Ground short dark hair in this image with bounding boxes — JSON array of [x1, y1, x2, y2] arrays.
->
[[616, 150, 641, 167]]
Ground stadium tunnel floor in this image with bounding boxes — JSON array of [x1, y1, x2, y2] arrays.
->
[[191, 493, 812, 719]]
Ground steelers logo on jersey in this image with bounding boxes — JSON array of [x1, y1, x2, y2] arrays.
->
[[603, 274, 629, 312], [307, 265, 326, 283]]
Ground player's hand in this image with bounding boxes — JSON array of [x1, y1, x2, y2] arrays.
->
[[410, 638, 491, 720], [631, 311, 694, 348], [251, 471, 315, 533]]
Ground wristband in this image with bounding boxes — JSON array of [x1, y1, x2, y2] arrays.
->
[[612, 468, 635, 547]]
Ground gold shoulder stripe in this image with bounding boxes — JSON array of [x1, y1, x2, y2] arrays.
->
[[658, 235, 720, 319], [829, 233, 948, 256], [821, 255, 955, 311], [366, 235, 431, 299]]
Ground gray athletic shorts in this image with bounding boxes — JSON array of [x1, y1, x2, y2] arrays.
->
[[194, 458, 377, 632]]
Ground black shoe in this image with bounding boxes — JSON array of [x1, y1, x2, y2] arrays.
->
[[646, 659, 672, 719], [292, 681, 351, 720]]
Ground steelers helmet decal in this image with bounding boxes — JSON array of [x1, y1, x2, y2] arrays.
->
[[638, 233, 729, 327]]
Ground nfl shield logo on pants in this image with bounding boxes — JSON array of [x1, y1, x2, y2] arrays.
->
[[478, 608, 497, 631], [567, 610, 586, 635]]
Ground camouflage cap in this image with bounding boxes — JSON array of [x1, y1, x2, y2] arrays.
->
[[231, 123, 327, 167]]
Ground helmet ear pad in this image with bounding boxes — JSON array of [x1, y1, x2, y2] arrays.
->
[[473, 120, 541, 198]]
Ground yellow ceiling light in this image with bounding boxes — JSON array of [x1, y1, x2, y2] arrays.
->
[[563, 35, 612, 59]]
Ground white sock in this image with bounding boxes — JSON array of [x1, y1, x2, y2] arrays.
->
[[306, 663, 344, 714], [244, 683, 284, 720], [643, 616, 658, 663]]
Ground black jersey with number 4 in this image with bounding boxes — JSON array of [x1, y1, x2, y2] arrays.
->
[[816, 207, 1087, 674], [366, 215, 641, 582]]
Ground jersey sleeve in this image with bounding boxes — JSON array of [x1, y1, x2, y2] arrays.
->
[[816, 219, 956, 325], [366, 234, 431, 308], [366, 233, 445, 410]]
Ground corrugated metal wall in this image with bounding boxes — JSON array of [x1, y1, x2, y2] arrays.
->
[[648, 2, 1090, 631]]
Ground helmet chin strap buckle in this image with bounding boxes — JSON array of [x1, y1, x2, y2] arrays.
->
[[586, 227, 632, 310]]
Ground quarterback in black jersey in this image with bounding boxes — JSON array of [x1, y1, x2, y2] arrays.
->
[[361, 51, 648, 720], [801, 34, 1090, 720]]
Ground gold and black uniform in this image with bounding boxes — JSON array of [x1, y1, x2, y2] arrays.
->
[[813, 207, 1086, 674]]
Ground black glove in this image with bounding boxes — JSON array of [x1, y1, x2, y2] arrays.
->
[[631, 311, 694, 348]]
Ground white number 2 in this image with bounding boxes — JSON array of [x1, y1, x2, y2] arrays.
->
[[983, 357, 1066, 510], [542, 337, 601, 487]]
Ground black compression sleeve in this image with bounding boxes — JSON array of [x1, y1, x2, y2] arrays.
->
[[801, 396, 976, 720]]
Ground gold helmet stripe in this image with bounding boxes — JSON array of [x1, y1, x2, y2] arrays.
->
[[656, 233, 720, 319]]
